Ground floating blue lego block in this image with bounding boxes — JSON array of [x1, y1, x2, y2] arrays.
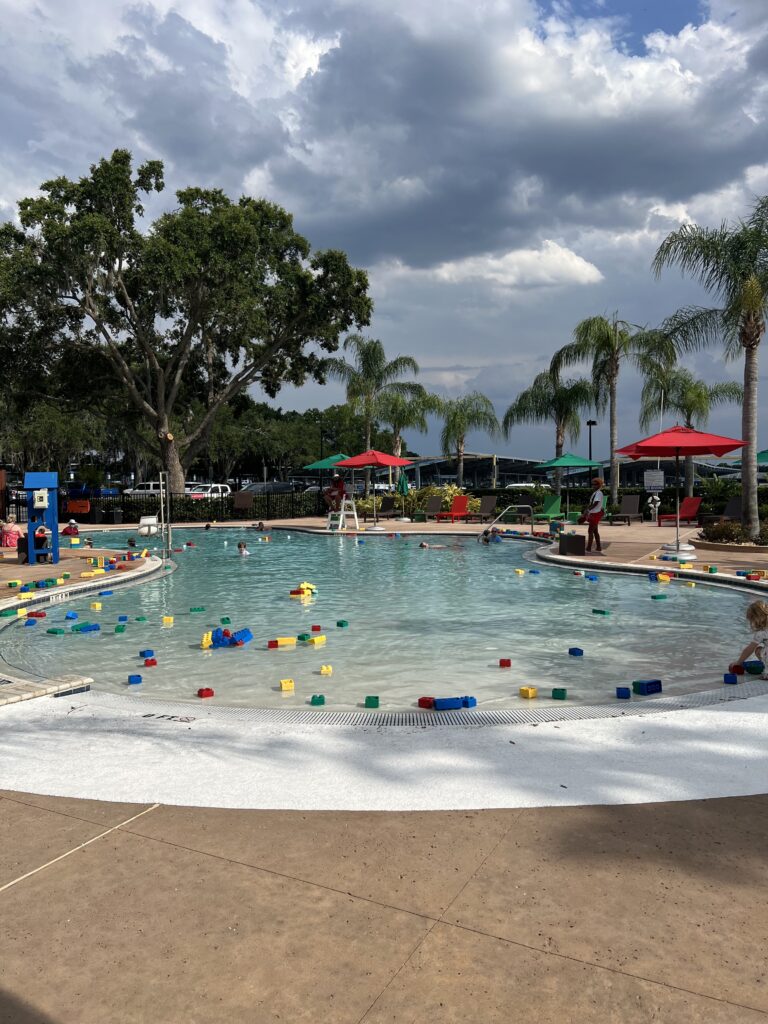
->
[[633, 679, 662, 696], [723, 673, 738, 685], [24, 618, 37, 627], [647, 572, 658, 581], [79, 623, 100, 633], [128, 674, 142, 685], [529, 569, 540, 575], [616, 686, 631, 699], [736, 570, 749, 577], [118, 615, 128, 622], [139, 649, 154, 658], [586, 574, 599, 582], [231, 628, 253, 645], [434, 697, 463, 710], [65, 611, 78, 620], [568, 647, 584, 657], [357, 539, 365, 544], [99, 590, 113, 596], [461, 696, 477, 708]]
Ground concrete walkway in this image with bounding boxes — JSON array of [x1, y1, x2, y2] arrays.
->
[[0, 789, 765, 1023]]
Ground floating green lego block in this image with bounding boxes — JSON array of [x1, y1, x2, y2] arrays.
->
[[220, 617, 231, 625], [71, 622, 91, 633], [46, 627, 66, 635], [114, 624, 127, 633], [592, 609, 610, 616], [1, 608, 17, 617], [190, 606, 205, 613], [651, 594, 667, 601], [135, 616, 147, 622], [336, 619, 349, 628], [364, 695, 379, 709], [297, 633, 311, 642], [551, 688, 567, 700], [310, 694, 325, 706]]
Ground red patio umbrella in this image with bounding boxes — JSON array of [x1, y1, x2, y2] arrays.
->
[[335, 450, 413, 528], [617, 426, 744, 553]]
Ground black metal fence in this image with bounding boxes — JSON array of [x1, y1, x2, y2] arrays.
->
[[4, 489, 326, 525]]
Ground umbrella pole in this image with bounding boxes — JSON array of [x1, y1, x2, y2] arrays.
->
[[675, 451, 680, 551]]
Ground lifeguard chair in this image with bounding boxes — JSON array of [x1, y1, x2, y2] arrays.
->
[[327, 497, 359, 532], [24, 471, 60, 565]]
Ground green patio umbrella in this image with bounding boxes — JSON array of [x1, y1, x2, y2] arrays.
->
[[396, 469, 409, 519], [534, 452, 600, 516], [731, 448, 768, 467], [303, 454, 350, 470]]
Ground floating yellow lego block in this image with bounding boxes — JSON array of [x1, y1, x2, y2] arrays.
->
[[320, 664, 333, 675], [514, 568, 525, 575], [201, 631, 212, 650], [280, 678, 295, 692], [140, 549, 149, 558], [307, 635, 326, 646], [16, 607, 28, 617], [276, 636, 297, 647], [90, 602, 102, 611], [684, 581, 696, 587], [519, 686, 537, 699], [163, 616, 174, 627]]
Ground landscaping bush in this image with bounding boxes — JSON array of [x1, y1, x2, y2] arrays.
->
[[700, 521, 768, 545]]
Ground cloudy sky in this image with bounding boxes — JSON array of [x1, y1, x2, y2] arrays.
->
[[1, 0, 767, 459]]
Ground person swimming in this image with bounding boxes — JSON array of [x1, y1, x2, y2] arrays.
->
[[237, 541, 250, 556]]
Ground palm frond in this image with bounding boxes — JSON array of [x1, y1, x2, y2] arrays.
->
[[660, 306, 725, 354]]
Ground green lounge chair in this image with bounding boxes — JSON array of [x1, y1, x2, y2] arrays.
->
[[533, 495, 562, 523]]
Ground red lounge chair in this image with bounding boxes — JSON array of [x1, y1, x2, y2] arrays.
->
[[435, 495, 469, 522], [658, 496, 702, 526]]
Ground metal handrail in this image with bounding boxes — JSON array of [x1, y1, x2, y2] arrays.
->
[[477, 504, 534, 541]]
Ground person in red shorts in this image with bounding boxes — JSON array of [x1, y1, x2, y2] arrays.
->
[[585, 477, 605, 553]]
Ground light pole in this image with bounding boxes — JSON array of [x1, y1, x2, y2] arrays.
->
[[587, 420, 597, 463]]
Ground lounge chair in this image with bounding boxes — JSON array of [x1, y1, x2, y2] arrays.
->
[[609, 494, 642, 525], [702, 495, 741, 524], [422, 495, 442, 520], [363, 495, 396, 521], [435, 495, 469, 522], [532, 495, 562, 523], [658, 495, 702, 526], [465, 495, 498, 523]]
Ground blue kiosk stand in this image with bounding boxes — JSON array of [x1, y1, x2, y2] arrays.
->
[[23, 472, 60, 566]]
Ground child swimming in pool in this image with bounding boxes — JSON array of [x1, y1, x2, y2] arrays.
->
[[733, 600, 768, 673], [237, 541, 250, 557]]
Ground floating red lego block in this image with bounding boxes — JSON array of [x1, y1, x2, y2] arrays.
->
[[418, 696, 435, 709], [144, 657, 157, 667], [499, 658, 511, 668], [311, 624, 322, 632], [197, 687, 214, 698], [729, 663, 745, 675], [28, 611, 47, 618], [223, 629, 232, 638], [267, 640, 279, 649]]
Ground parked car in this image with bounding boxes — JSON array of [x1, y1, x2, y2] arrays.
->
[[186, 483, 232, 500], [123, 481, 163, 497], [67, 482, 120, 498], [238, 481, 294, 495]]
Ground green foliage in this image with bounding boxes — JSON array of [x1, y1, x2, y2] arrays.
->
[[0, 149, 371, 489], [700, 521, 768, 545]]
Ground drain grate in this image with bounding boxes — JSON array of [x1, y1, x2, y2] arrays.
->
[[77, 680, 768, 728]]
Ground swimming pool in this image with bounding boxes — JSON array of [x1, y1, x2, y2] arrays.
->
[[0, 528, 754, 709]]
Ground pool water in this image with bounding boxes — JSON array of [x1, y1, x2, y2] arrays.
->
[[0, 528, 754, 709]]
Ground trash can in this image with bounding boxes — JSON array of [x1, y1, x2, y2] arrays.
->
[[104, 509, 123, 524], [559, 533, 585, 556], [89, 507, 104, 525]]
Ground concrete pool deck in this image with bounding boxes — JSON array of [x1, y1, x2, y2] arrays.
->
[[0, 789, 766, 1022]]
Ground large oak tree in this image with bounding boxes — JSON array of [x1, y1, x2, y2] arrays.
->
[[0, 150, 372, 491]]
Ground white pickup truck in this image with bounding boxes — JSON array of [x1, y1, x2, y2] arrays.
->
[[185, 483, 232, 500]]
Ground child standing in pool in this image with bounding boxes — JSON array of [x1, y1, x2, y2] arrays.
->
[[733, 600, 768, 671], [237, 541, 250, 557]]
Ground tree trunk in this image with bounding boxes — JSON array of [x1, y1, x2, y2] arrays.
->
[[392, 430, 402, 458], [364, 418, 372, 497], [158, 431, 186, 494], [609, 372, 618, 505], [684, 455, 694, 498], [742, 341, 760, 539], [554, 423, 565, 496], [456, 438, 465, 488]]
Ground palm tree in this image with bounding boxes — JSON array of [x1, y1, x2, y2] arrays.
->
[[326, 334, 421, 493], [376, 387, 442, 458], [652, 197, 768, 538], [639, 368, 743, 496], [551, 316, 666, 505], [437, 392, 499, 488], [501, 370, 594, 494]]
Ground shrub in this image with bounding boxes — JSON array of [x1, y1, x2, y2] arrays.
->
[[700, 521, 768, 545]]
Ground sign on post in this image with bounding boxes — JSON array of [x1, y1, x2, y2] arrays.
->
[[644, 470, 664, 493]]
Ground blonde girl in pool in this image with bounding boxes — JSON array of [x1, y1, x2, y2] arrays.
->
[[733, 600, 768, 673]]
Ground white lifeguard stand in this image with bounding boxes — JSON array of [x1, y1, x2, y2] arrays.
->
[[327, 497, 359, 532]]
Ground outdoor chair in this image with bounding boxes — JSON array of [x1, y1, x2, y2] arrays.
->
[[435, 495, 469, 522], [657, 495, 702, 526], [609, 494, 642, 525], [702, 495, 741, 524], [532, 495, 562, 523], [417, 496, 442, 521], [465, 495, 498, 523], [363, 495, 396, 521]]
